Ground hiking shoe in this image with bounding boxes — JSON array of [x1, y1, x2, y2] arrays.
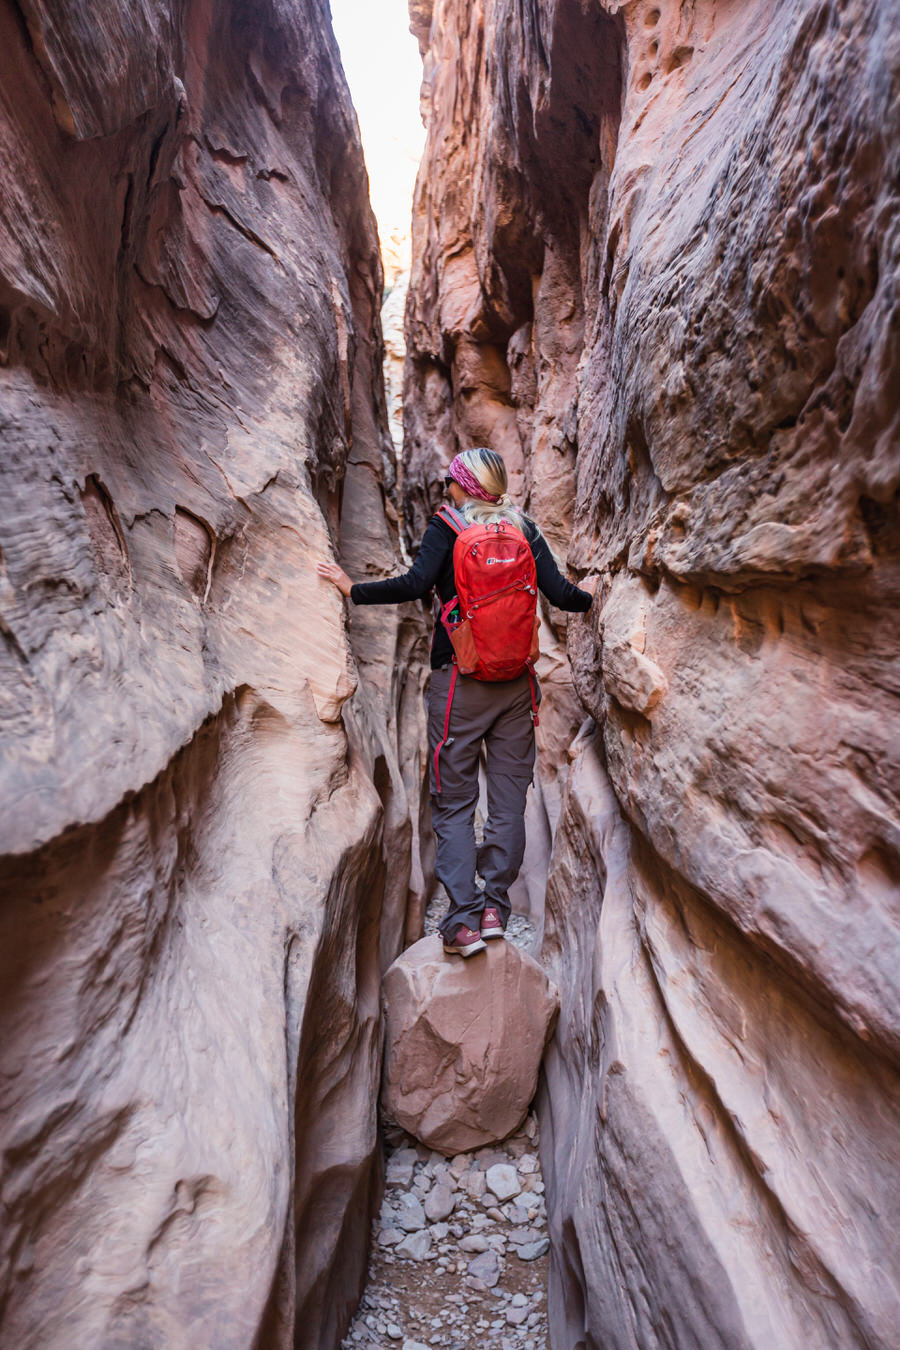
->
[[443, 925, 487, 957], [480, 906, 505, 939]]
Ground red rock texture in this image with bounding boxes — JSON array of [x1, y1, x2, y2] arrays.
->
[[382, 935, 559, 1155], [404, 1, 900, 1346], [0, 2, 429, 1347]]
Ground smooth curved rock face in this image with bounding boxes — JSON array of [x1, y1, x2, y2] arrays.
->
[[382, 936, 559, 1155], [0, 3, 428, 1348], [405, 1, 900, 1347]]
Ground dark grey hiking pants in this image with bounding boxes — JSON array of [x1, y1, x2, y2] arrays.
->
[[427, 664, 539, 940]]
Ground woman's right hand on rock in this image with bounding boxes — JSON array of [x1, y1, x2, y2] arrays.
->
[[580, 574, 600, 609], [316, 559, 353, 597]]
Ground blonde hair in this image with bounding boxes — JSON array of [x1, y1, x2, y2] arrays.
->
[[455, 448, 531, 534]]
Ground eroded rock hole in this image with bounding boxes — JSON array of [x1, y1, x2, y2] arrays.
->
[[173, 506, 214, 601], [0, 306, 11, 363], [664, 44, 694, 73], [81, 474, 131, 588]]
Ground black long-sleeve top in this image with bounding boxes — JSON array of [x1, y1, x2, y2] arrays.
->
[[350, 514, 592, 669]]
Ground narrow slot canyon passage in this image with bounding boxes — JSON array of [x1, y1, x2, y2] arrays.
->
[[330, 7, 556, 1335], [0, 1, 897, 1349]]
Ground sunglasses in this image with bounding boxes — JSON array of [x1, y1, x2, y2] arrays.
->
[[443, 475, 454, 488]]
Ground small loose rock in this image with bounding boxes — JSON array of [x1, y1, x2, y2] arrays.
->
[[396, 1230, 432, 1260], [467, 1248, 501, 1285], [516, 1239, 550, 1262], [424, 1183, 457, 1222], [395, 1193, 427, 1232], [486, 1164, 521, 1202]]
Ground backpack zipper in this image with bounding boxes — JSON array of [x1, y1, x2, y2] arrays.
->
[[466, 579, 536, 614]]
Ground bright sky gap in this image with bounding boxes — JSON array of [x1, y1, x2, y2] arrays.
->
[[329, 0, 425, 284]]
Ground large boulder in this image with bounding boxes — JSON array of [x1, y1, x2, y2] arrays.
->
[[382, 936, 559, 1154]]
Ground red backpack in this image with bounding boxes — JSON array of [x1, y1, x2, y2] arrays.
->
[[432, 505, 540, 792]]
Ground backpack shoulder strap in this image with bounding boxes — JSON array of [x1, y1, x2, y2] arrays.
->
[[434, 505, 467, 535]]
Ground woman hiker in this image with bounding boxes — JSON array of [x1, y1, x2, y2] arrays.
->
[[316, 447, 594, 958]]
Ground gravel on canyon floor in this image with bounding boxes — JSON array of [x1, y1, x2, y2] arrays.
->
[[340, 1111, 549, 1350]]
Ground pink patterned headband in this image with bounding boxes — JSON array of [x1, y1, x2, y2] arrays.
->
[[447, 454, 500, 503]]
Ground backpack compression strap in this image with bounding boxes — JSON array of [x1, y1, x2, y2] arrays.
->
[[434, 504, 467, 534], [431, 505, 464, 790], [526, 664, 540, 727], [434, 505, 467, 628], [433, 663, 459, 794]]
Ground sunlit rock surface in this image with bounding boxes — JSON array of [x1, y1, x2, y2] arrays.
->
[[382, 272, 408, 453], [405, 1, 900, 1346], [0, 2, 429, 1347]]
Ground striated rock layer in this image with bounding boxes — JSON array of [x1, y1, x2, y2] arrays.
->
[[0, 2, 428, 1347], [404, 1, 900, 1347]]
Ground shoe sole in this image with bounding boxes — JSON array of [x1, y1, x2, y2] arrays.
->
[[443, 938, 487, 957], [481, 928, 505, 939]]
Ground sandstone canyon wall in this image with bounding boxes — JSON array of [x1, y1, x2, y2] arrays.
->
[[404, 2, 900, 1347], [0, 2, 428, 1346]]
